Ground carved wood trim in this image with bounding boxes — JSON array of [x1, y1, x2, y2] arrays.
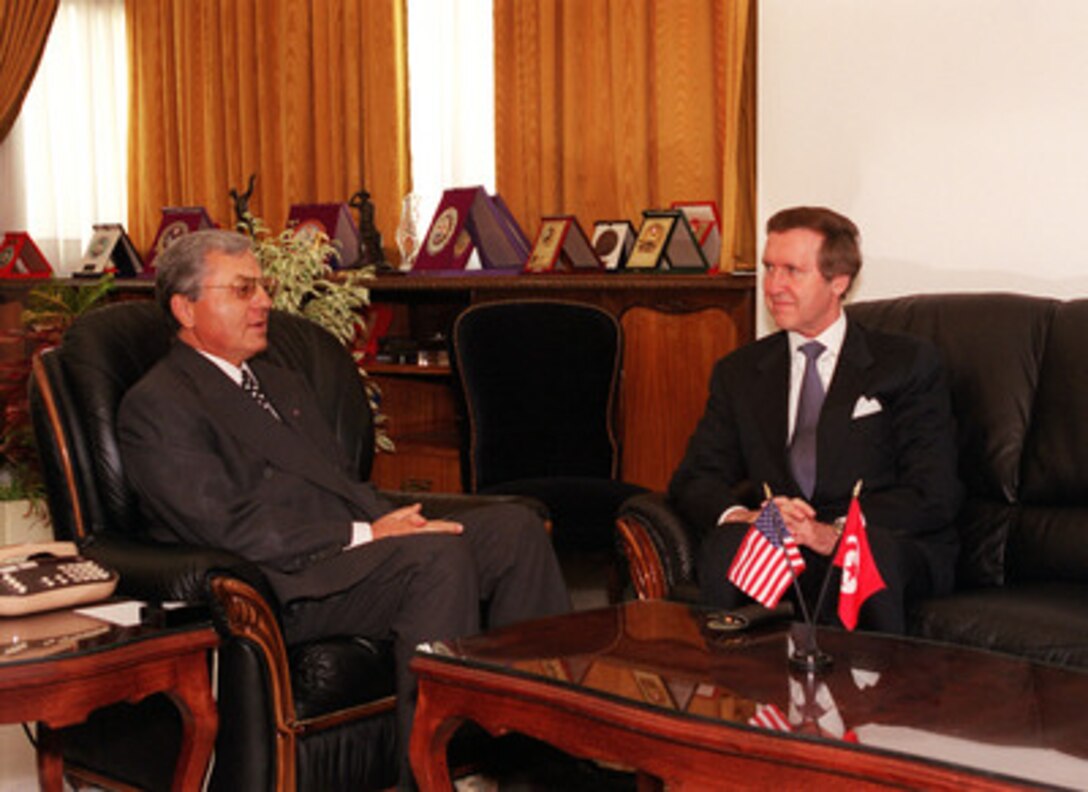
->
[[615, 515, 668, 600], [294, 696, 396, 736], [31, 352, 86, 539], [208, 576, 299, 792], [209, 576, 400, 791]]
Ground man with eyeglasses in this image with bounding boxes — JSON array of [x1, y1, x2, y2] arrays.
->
[[118, 229, 570, 786]]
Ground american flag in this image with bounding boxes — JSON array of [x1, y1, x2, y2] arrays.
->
[[727, 501, 806, 608], [748, 702, 791, 732]]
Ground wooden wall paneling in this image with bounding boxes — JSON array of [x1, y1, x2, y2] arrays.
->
[[619, 306, 743, 491]]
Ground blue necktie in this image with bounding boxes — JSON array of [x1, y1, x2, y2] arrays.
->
[[790, 341, 826, 499]]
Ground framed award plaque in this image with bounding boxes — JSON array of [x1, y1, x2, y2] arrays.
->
[[413, 187, 528, 273], [625, 210, 709, 272], [0, 232, 52, 279], [287, 203, 362, 269], [470, 192, 530, 269], [77, 223, 144, 278], [523, 216, 602, 273], [145, 207, 216, 271], [591, 220, 637, 270], [671, 201, 722, 269]]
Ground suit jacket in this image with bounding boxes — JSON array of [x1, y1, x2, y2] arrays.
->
[[118, 341, 401, 602], [668, 319, 962, 592]]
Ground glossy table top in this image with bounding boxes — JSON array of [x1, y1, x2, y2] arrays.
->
[[0, 601, 210, 667], [421, 600, 1088, 789]]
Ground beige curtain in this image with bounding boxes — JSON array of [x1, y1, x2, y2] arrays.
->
[[0, 0, 60, 143], [494, 0, 756, 269], [126, 0, 410, 255]]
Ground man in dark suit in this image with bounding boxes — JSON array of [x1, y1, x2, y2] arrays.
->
[[118, 230, 570, 782], [669, 207, 962, 633]]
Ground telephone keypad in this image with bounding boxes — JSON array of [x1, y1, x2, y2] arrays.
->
[[0, 546, 119, 616]]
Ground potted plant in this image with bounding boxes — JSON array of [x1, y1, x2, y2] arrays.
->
[[234, 205, 392, 452], [0, 276, 115, 543]]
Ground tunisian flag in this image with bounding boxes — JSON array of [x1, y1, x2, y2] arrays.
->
[[832, 495, 885, 630]]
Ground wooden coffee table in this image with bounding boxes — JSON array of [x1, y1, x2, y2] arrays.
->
[[0, 604, 218, 791], [410, 600, 1088, 790]]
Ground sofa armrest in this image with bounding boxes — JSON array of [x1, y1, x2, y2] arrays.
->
[[616, 492, 700, 602]]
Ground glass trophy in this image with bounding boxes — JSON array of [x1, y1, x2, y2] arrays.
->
[[396, 193, 423, 270]]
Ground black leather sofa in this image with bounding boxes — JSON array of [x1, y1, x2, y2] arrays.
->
[[29, 301, 536, 790], [617, 293, 1088, 668]]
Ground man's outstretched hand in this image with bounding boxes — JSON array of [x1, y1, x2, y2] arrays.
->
[[372, 503, 463, 539]]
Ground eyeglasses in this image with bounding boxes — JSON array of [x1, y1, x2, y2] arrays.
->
[[202, 276, 279, 301]]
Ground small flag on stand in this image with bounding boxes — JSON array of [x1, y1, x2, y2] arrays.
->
[[748, 702, 791, 732], [832, 493, 886, 630], [727, 501, 806, 608]]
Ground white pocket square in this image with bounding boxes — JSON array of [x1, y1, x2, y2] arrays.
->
[[852, 395, 883, 419]]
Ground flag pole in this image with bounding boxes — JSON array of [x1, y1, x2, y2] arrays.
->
[[765, 482, 834, 674]]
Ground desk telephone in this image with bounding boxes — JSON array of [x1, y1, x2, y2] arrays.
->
[[0, 542, 118, 617]]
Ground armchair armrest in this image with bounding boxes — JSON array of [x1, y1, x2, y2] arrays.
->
[[205, 572, 396, 791], [615, 492, 700, 602], [79, 532, 247, 603]]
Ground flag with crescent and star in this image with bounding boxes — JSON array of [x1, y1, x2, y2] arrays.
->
[[832, 493, 885, 630]]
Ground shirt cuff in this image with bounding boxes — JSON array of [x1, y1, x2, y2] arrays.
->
[[347, 521, 373, 548], [719, 505, 749, 525]]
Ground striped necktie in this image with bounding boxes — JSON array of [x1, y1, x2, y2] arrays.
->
[[241, 368, 280, 420]]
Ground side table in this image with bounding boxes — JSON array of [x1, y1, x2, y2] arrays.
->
[[0, 606, 218, 791]]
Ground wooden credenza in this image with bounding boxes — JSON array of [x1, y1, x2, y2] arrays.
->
[[365, 272, 755, 493], [1, 272, 756, 494]]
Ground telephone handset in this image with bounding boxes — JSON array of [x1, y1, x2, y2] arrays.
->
[[0, 541, 119, 617]]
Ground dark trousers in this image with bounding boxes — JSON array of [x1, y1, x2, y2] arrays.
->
[[282, 502, 571, 786], [697, 520, 932, 634]]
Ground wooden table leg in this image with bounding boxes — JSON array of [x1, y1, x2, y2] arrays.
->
[[409, 689, 464, 792], [36, 724, 64, 792], [165, 653, 219, 792]]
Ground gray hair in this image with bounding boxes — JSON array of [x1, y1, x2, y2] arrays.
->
[[155, 229, 253, 331]]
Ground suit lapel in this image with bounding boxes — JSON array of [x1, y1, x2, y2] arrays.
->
[[815, 321, 874, 496], [168, 344, 370, 508], [753, 333, 792, 485]]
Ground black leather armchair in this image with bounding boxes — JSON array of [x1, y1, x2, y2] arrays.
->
[[29, 300, 526, 790], [451, 299, 647, 600], [618, 293, 1088, 668]]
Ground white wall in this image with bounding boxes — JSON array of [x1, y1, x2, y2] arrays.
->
[[758, 0, 1088, 334]]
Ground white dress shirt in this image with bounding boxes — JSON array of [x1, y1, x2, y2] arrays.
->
[[719, 310, 848, 523]]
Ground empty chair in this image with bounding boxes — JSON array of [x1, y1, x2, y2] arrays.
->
[[451, 299, 647, 602]]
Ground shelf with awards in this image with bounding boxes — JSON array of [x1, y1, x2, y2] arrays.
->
[[1, 271, 755, 494]]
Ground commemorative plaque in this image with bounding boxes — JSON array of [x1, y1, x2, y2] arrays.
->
[[591, 220, 637, 270], [0, 232, 52, 279], [625, 210, 709, 272], [287, 203, 362, 269], [145, 207, 216, 271], [77, 223, 144, 278], [412, 187, 529, 273], [524, 216, 602, 273], [671, 201, 722, 269]]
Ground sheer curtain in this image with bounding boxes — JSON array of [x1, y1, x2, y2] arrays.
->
[[1, 0, 127, 274], [406, 0, 495, 231]]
